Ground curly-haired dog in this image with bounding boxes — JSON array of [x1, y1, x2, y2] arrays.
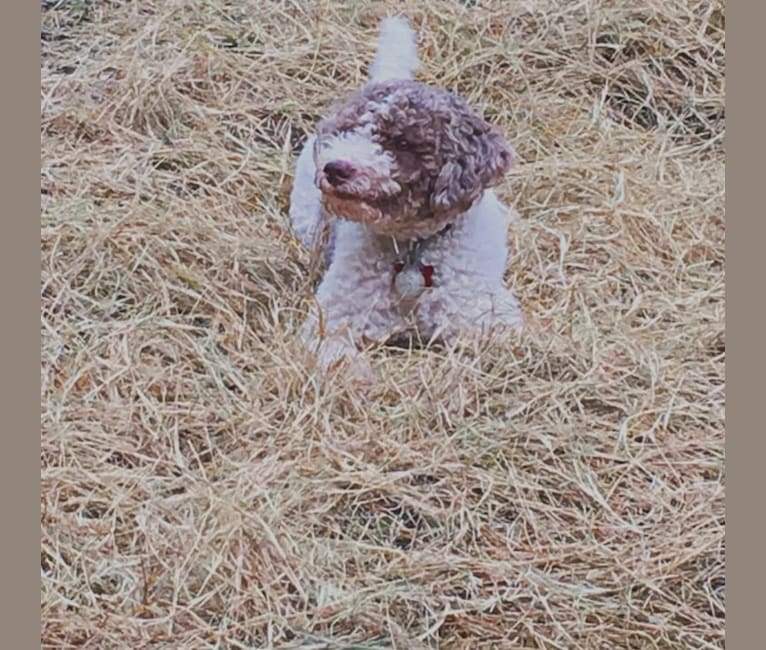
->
[[290, 16, 524, 381]]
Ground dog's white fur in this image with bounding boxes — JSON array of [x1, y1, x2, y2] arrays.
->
[[289, 16, 524, 379], [369, 15, 421, 82]]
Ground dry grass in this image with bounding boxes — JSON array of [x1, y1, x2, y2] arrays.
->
[[41, 1, 725, 648]]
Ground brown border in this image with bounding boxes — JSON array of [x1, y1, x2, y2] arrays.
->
[[727, 3, 759, 648], [2, 1, 41, 647]]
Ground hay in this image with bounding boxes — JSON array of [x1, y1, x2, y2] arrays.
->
[[41, 0, 724, 647]]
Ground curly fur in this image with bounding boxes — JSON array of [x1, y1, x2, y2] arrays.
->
[[289, 16, 524, 379]]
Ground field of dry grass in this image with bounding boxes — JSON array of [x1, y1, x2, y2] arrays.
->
[[41, 1, 725, 647]]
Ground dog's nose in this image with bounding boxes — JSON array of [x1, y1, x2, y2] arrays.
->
[[323, 160, 354, 186]]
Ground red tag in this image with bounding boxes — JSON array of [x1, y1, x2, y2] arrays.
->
[[392, 262, 435, 288]]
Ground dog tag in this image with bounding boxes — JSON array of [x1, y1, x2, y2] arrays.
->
[[393, 265, 426, 300]]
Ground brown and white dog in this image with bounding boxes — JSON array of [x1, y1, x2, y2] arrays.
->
[[289, 16, 524, 381]]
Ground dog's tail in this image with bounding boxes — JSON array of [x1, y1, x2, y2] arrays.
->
[[369, 15, 420, 82]]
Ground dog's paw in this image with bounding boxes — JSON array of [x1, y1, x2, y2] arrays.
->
[[328, 354, 377, 390], [307, 332, 377, 390]]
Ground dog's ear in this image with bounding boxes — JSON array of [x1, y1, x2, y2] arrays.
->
[[430, 117, 514, 215]]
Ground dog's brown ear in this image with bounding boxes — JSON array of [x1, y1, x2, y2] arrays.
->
[[430, 119, 513, 215]]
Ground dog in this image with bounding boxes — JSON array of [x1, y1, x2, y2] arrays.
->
[[289, 16, 524, 382]]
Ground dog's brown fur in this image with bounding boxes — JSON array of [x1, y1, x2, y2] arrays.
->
[[315, 80, 514, 240]]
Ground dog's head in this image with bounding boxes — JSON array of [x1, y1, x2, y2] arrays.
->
[[313, 80, 513, 239]]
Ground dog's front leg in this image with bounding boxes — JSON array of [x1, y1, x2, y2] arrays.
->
[[417, 283, 524, 347], [301, 259, 404, 385]]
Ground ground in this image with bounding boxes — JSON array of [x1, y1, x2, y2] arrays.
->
[[41, 1, 725, 648]]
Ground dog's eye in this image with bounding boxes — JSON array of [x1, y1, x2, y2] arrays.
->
[[394, 137, 411, 150]]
